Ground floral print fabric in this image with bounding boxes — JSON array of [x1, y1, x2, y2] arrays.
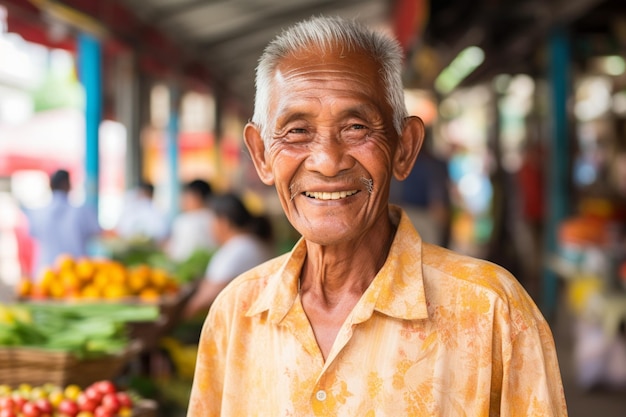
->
[[187, 206, 567, 416]]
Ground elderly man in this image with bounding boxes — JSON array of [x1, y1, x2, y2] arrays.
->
[[187, 16, 567, 416]]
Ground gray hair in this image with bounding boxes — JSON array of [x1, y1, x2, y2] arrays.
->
[[252, 16, 408, 143]]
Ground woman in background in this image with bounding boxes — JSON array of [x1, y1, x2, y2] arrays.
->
[[182, 192, 274, 319], [166, 179, 217, 262]]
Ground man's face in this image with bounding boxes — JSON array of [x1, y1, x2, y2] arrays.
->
[[181, 190, 200, 212], [247, 46, 406, 246]]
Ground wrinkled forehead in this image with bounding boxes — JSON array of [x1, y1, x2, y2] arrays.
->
[[276, 41, 380, 72], [269, 43, 385, 99], [272, 46, 384, 92]]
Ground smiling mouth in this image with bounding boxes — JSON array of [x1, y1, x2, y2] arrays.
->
[[303, 190, 359, 200]]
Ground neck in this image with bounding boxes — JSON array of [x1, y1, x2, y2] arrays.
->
[[300, 212, 395, 308]]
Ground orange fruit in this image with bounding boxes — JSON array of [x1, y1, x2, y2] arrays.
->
[[49, 281, 65, 298], [108, 263, 127, 285], [103, 284, 129, 300], [59, 269, 81, 292], [38, 267, 56, 287], [65, 289, 82, 299], [81, 284, 100, 299], [93, 270, 111, 289], [139, 287, 160, 302], [75, 258, 96, 280], [16, 278, 33, 297], [30, 284, 49, 299], [128, 265, 150, 294], [55, 254, 75, 272], [150, 268, 170, 290]]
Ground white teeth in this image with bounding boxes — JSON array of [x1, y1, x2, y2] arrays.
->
[[304, 190, 358, 200]]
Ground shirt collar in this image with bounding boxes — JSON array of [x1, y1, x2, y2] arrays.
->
[[245, 205, 429, 323]]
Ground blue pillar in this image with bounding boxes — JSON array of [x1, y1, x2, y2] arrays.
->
[[167, 83, 180, 221], [543, 26, 571, 317], [77, 33, 102, 209]]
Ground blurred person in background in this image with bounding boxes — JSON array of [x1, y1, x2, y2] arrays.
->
[[23, 169, 101, 278], [165, 179, 217, 262], [182, 192, 274, 319], [400, 131, 452, 247], [115, 181, 168, 244], [515, 140, 546, 300], [187, 16, 567, 416]]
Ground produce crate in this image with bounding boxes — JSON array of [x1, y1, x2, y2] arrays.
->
[[0, 342, 140, 387]]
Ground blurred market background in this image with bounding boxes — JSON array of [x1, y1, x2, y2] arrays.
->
[[0, 0, 625, 416]]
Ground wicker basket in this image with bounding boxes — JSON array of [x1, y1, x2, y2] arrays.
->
[[0, 343, 139, 387]]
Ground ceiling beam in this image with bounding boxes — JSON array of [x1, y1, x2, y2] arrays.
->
[[194, 0, 386, 48], [449, 0, 611, 88]]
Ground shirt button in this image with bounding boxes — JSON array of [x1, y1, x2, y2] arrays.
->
[[315, 390, 327, 401]]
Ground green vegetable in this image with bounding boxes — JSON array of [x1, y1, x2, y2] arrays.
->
[[0, 302, 160, 358]]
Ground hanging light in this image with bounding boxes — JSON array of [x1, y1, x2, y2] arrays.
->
[[435, 46, 485, 94]]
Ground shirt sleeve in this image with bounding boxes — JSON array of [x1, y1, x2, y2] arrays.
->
[[187, 295, 228, 417], [495, 299, 568, 416]]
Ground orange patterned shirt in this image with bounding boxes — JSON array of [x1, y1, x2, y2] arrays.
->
[[187, 207, 567, 416]]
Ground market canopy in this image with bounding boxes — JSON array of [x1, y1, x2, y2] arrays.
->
[[3, 0, 624, 110]]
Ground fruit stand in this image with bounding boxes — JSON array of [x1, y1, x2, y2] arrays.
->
[[1, 249, 211, 416], [0, 380, 157, 417]]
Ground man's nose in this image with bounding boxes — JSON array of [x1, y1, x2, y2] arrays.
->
[[304, 135, 354, 177]]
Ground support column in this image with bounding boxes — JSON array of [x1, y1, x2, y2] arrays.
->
[[113, 52, 141, 189], [543, 26, 571, 317], [213, 85, 224, 188], [77, 33, 102, 209], [166, 82, 180, 221]]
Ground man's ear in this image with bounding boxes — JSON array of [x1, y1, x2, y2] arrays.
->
[[243, 123, 275, 185], [393, 116, 425, 181]]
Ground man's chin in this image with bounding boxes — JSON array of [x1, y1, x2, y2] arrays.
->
[[297, 225, 359, 247]]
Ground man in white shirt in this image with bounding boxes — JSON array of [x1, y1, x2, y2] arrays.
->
[[25, 169, 101, 277], [115, 182, 168, 243]]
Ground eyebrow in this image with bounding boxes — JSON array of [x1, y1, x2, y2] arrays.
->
[[276, 102, 380, 126], [274, 112, 312, 128]]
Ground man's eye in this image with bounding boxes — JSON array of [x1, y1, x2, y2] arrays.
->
[[279, 127, 312, 144], [341, 124, 369, 143]]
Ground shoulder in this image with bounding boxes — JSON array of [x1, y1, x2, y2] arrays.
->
[[422, 243, 520, 298], [420, 243, 544, 334]]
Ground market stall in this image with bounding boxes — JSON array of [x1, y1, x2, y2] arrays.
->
[[0, 245, 211, 415]]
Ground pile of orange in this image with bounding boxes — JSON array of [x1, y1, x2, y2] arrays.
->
[[18, 255, 179, 302]]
